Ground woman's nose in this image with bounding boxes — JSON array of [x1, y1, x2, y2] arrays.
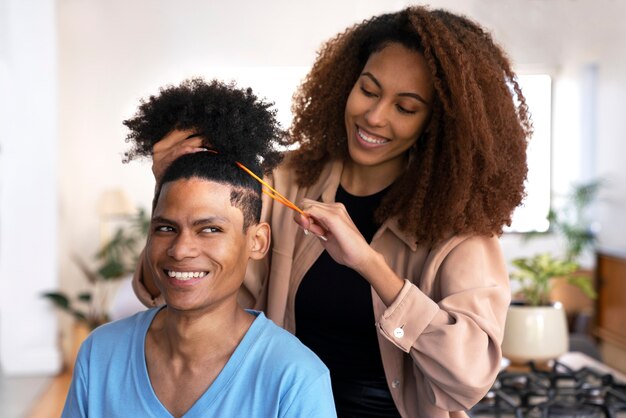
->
[[364, 101, 388, 127]]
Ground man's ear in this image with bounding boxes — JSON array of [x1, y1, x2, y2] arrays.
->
[[248, 222, 270, 260]]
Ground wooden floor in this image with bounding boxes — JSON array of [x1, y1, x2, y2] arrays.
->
[[26, 322, 89, 417], [26, 370, 71, 418]]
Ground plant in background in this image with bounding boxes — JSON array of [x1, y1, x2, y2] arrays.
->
[[512, 179, 604, 306], [43, 208, 149, 329], [510, 253, 596, 306], [548, 179, 604, 263]]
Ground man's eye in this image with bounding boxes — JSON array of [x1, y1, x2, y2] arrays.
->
[[202, 226, 221, 233], [155, 225, 174, 233]]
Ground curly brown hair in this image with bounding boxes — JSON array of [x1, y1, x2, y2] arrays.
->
[[287, 6, 531, 245]]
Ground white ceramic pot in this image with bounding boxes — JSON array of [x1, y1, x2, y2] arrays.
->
[[501, 302, 568, 364]]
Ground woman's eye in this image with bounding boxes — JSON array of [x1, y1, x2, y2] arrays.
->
[[396, 104, 417, 115], [360, 86, 377, 97]]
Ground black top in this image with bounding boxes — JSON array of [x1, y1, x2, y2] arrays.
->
[[295, 184, 389, 382]]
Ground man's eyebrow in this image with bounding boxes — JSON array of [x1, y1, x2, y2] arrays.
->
[[192, 216, 230, 226], [151, 216, 175, 225], [151, 216, 231, 226], [361, 72, 430, 105]]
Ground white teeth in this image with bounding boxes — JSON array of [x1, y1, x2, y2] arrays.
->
[[167, 270, 207, 281], [357, 128, 388, 144]]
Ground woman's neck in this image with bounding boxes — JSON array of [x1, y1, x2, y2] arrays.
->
[[340, 156, 406, 196]]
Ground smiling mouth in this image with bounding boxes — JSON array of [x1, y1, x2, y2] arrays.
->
[[356, 126, 389, 145], [165, 270, 208, 281]]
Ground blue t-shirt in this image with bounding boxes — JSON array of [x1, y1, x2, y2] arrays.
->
[[62, 308, 336, 418]]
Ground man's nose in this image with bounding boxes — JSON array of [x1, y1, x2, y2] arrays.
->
[[167, 232, 200, 260]]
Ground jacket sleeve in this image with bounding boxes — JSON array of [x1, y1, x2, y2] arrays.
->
[[376, 235, 510, 410], [131, 249, 164, 308]]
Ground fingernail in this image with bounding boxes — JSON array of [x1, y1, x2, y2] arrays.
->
[[303, 229, 309, 236], [317, 234, 328, 242]]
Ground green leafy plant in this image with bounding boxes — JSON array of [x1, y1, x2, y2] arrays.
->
[[548, 179, 604, 263], [512, 180, 604, 307], [43, 208, 149, 329], [510, 253, 596, 306]]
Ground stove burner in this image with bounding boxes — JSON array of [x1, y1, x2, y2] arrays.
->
[[468, 361, 626, 418], [545, 403, 601, 418]]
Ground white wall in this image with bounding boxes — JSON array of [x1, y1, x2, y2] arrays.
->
[[2, 0, 625, 375], [57, 0, 626, 275], [0, 0, 62, 375], [465, 0, 626, 256]]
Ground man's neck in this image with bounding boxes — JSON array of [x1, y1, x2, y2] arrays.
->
[[145, 304, 255, 417], [153, 303, 254, 363]]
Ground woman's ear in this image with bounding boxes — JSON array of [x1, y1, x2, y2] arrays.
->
[[248, 222, 270, 260]]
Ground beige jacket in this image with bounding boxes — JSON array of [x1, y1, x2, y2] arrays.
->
[[134, 158, 510, 418], [244, 158, 510, 418]]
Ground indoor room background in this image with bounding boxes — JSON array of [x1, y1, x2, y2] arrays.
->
[[1, 0, 625, 382]]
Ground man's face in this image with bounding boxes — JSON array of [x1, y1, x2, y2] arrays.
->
[[146, 177, 265, 313]]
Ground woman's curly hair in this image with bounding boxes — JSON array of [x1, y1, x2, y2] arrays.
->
[[287, 6, 531, 245], [123, 78, 289, 228], [123, 78, 288, 175]]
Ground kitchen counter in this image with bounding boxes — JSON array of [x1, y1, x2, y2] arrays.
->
[[557, 351, 626, 382]]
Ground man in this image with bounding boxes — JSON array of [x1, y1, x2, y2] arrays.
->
[[62, 79, 336, 418]]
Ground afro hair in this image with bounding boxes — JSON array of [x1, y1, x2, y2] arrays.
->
[[123, 78, 288, 175]]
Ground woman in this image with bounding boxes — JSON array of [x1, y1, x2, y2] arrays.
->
[[132, 6, 530, 417]]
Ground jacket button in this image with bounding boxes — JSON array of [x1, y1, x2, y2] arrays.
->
[[393, 327, 404, 338], [392, 379, 401, 388]]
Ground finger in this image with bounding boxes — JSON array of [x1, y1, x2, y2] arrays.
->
[[293, 213, 311, 230], [299, 203, 334, 229], [168, 143, 208, 160], [154, 129, 198, 151], [156, 138, 205, 157], [303, 213, 329, 237]]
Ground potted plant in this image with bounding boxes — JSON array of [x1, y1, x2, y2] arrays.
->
[[548, 180, 605, 329], [43, 207, 149, 330], [502, 180, 602, 363], [502, 253, 597, 363]]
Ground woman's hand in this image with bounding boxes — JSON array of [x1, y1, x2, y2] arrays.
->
[[152, 129, 208, 182], [295, 198, 405, 305], [295, 199, 376, 274]]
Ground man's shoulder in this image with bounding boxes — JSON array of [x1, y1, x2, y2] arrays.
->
[[86, 308, 154, 347], [250, 311, 328, 375]]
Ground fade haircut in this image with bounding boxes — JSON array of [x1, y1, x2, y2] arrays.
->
[[123, 78, 288, 230]]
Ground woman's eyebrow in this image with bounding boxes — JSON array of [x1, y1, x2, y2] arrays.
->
[[361, 72, 383, 89], [361, 72, 429, 105]]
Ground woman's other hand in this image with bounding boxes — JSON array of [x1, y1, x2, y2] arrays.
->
[[152, 130, 208, 182], [295, 199, 375, 273]]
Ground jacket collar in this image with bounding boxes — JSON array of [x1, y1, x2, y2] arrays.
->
[[317, 158, 418, 252]]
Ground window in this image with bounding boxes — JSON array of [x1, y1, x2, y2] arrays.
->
[[506, 74, 552, 233]]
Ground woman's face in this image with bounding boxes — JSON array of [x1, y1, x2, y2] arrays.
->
[[344, 42, 434, 174]]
